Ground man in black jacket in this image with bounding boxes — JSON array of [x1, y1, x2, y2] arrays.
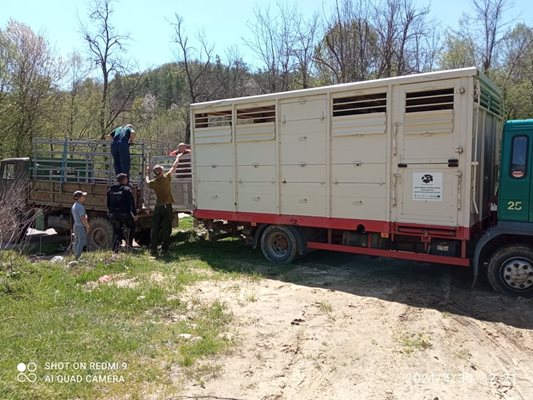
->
[[107, 173, 136, 251]]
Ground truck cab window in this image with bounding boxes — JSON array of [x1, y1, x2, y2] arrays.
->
[[2, 163, 15, 180], [510, 135, 528, 179]]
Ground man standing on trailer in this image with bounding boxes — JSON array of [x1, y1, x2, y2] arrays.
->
[[107, 173, 137, 251], [169, 143, 191, 157], [145, 155, 182, 255], [71, 190, 90, 261], [109, 124, 136, 178], [169, 143, 192, 176]]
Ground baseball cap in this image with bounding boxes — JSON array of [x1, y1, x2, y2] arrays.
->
[[153, 164, 163, 172], [73, 190, 87, 199]]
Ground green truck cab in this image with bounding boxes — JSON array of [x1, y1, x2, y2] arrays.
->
[[498, 120, 533, 221], [475, 119, 533, 297]]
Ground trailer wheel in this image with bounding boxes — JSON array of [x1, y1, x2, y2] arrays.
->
[[487, 245, 533, 298], [88, 217, 113, 250], [260, 225, 299, 263]]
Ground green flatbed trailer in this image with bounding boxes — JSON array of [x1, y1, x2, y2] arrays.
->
[[0, 138, 192, 250]]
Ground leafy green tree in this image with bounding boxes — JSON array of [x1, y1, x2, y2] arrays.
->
[[492, 24, 533, 119], [439, 32, 476, 69], [59, 52, 101, 138], [0, 20, 63, 157]]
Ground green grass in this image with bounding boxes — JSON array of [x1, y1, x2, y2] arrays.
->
[[397, 332, 433, 355], [178, 216, 194, 231], [317, 301, 333, 314], [0, 222, 302, 399], [0, 228, 248, 400], [245, 292, 257, 303]]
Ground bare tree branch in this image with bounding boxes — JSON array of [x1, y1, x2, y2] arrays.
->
[[80, 0, 132, 138]]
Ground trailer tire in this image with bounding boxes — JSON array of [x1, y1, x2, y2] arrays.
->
[[260, 225, 299, 264], [487, 245, 533, 298], [88, 217, 113, 250]]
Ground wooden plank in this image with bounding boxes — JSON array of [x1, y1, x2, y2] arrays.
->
[[29, 191, 53, 202], [32, 181, 54, 190]]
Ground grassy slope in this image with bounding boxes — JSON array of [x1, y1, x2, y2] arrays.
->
[[0, 219, 262, 399]]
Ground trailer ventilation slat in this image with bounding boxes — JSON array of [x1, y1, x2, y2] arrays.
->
[[194, 110, 232, 128], [405, 88, 454, 113], [237, 105, 275, 125], [477, 85, 503, 116], [333, 93, 387, 117]]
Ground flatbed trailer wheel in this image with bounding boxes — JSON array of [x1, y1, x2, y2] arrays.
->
[[88, 217, 113, 250], [487, 245, 533, 298], [260, 225, 299, 263]]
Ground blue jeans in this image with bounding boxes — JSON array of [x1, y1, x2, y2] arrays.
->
[[73, 224, 87, 259], [111, 142, 131, 176]]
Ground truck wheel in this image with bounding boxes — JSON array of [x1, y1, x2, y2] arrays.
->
[[88, 217, 113, 250], [487, 245, 533, 298], [260, 225, 298, 263]]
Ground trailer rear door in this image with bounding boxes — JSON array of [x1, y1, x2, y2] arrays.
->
[[392, 78, 466, 226]]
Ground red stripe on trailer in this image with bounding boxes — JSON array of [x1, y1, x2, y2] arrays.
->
[[194, 210, 389, 232], [392, 223, 471, 240], [194, 209, 472, 240], [307, 241, 471, 267]]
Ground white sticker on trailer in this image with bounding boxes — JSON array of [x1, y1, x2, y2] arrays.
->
[[412, 172, 442, 201]]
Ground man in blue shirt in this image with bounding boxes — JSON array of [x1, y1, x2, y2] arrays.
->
[[71, 190, 90, 260], [108, 124, 136, 178]]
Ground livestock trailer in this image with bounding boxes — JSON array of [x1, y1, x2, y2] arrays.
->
[[189, 67, 533, 296]]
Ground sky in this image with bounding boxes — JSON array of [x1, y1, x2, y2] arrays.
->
[[2, 0, 533, 71]]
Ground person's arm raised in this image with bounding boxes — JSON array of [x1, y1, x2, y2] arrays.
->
[[145, 166, 151, 184], [168, 154, 182, 175]]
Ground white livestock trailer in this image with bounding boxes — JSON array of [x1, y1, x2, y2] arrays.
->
[[190, 67, 503, 268]]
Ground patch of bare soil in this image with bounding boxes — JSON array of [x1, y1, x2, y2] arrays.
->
[[83, 273, 138, 291], [177, 254, 533, 400]]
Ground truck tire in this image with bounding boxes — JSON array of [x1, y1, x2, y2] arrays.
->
[[260, 225, 299, 264], [88, 217, 113, 250], [487, 245, 533, 298]]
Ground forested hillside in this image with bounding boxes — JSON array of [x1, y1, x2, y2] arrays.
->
[[1, 0, 532, 158]]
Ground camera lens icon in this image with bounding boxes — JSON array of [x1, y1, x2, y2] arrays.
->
[[16, 362, 37, 383]]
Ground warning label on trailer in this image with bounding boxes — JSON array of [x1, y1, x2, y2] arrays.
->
[[413, 172, 442, 201]]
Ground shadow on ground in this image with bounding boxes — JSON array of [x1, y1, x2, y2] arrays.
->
[[169, 236, 533, 330], [28, 230, 532, 330]]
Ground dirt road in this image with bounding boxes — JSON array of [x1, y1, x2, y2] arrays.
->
[[178, 252, 533, 400]]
